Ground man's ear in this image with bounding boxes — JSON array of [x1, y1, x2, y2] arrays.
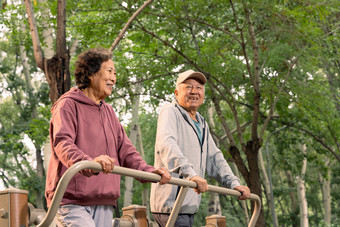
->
[[174, 89, 178, 98]]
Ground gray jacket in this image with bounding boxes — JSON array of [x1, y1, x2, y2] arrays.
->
[[150, 101, 240, 214]]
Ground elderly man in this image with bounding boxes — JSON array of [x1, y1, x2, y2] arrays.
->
[[150, 70, 250, 227]]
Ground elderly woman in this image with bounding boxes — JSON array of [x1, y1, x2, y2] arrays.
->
[[45, 48, 170, 226]]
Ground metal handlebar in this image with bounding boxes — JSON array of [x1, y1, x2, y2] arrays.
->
[[38, 161, 261, 227]]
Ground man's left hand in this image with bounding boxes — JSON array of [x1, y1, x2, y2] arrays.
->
[[153, 167, 171, 185], [233, 185, 250, 200]]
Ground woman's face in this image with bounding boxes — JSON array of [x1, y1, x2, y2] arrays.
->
[[89, 59, 116, 100]]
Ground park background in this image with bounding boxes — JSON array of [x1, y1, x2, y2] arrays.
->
[[0, 0, 339, 226]]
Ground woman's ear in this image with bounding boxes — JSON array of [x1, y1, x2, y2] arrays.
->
[[88, 73, 95, 82]]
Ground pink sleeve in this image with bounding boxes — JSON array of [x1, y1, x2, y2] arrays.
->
[[51, 100, 94, 176]]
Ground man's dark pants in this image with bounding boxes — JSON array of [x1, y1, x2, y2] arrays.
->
[[152, 213, 194, 227]]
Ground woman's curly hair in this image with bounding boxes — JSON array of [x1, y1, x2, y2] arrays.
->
[[75, 48, 113, 89]]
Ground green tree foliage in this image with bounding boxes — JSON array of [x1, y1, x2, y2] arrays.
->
[[1, 0, 339, 225]]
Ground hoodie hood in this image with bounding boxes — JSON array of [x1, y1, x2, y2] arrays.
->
[[51, 87, 103, 114]]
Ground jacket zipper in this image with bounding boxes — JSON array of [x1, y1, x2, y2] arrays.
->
[[175, 105, 206, 176]]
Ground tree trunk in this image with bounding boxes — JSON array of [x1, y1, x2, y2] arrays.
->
[[259, 148, 278, 226], [297, 144, 308, 227], [142, 188, 150, 218], [44, 54, 71, 103], [70, 39, 79, 57], [42, 143, 52, 172], [47, 0, 70, 104], [123, 128, 137, 206], [206, 105, 222, 216], [208, 180, 222, 216], [35, 146, 45, 209], [123, 177, 133, 207], [136, 124, 151, 219], [39, 0, 54, 59], [319, 158, 332, 226], [285, 170, 299, 227], [230, 139, 264, 226], [34, 0, 56, 184], [19, 25, 45, 208], [231, 162, 249, 223], [325, 68, 340, 113], [124, 83, 141, 207], [24, 0, 71, 105], [320, 173, 331, 226], [246, 143, 264, 227]]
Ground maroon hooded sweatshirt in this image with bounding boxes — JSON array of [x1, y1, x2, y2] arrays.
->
[[45, 87, 155, 207]]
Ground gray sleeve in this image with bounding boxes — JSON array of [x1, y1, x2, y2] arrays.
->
[[205, 129, 240, 189], [155, 107, 197, 179]]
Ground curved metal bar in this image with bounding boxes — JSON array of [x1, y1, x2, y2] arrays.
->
[[37, 161, 261, 227], [166, 186, 189, 227], [37, 161, 101, 227]]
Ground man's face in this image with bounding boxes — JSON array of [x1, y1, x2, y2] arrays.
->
[[175, 78, 205, 112]]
